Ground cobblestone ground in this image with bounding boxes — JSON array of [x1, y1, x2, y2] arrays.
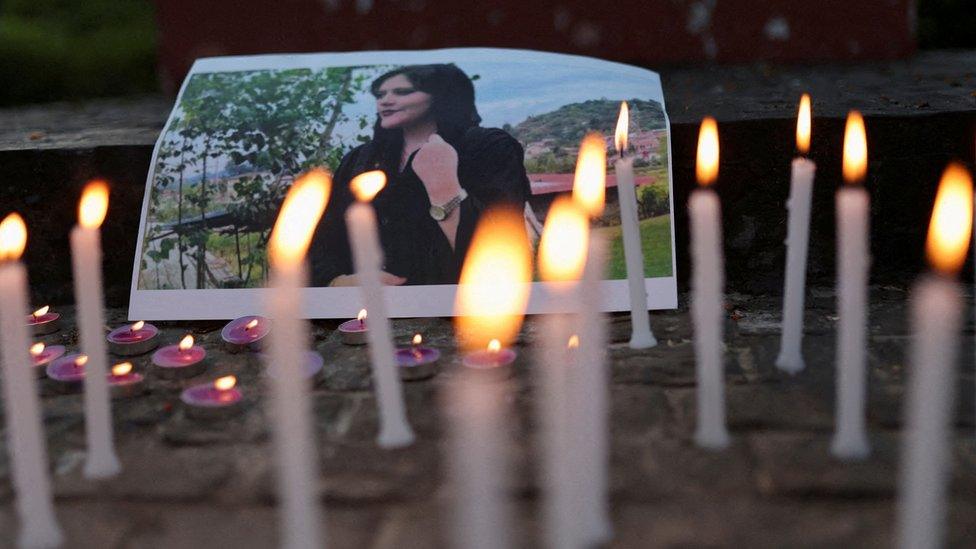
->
[[1, 287, 975, 548]]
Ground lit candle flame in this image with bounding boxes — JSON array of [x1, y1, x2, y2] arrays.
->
[[244, 318, 259, 331], [842, 111, 867, 185], [538, 196, 589, 282], [925, 162, 973, 276], [573, 132, 606, 217], [488, 339, 501, 353], [76, 355, 89, 367], [614, 101, 629, 155], [214, 375, 237, 391], [32, 305, 50, 319], [178, 334, 194, 352], [111, 362, 133, 376], [78, 180, 110, 229], [411, 334, 424, 360], [567, 334, 580, 349], [350, 170, 387, 202], [0, 213, 27, 261], [357, 309, 367, 323], [455, 207, 532, 352], [696, 117, 719, 186], [29, 342, 45, 356], [268, 169, 332, 268], [131, 320, 145, 332], [796, 93, 811, 155]]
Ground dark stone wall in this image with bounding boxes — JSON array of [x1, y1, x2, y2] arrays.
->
[[669, 112, 976, 294], [3, 146, 152, 306]]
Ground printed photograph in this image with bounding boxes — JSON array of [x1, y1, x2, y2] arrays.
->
[[136, 55, 673, 291]]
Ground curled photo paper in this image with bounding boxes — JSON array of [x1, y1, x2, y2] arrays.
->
[[129, 48, 677, 319]]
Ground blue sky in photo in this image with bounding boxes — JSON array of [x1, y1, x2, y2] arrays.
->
[[337, 60, 664, 144], [166, 57, 666, 176]]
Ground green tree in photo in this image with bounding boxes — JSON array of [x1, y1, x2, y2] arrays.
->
[[636, 183, 670, 219], [140, 66, 379, 289]]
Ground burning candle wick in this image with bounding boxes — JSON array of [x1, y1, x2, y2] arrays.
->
[[411, 334, 424, 361], [31, 305, 50, 321]]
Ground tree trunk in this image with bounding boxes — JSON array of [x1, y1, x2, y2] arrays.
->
[[243, 231, 253, 285], [203, 261, 221, 288], [196, 137, 210, 289], [320, 68, 354, 150], [177, 136, 188, 289], [234, 225, 243, 279]]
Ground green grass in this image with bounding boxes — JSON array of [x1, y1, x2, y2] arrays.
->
[[597, 214, 673, 279]]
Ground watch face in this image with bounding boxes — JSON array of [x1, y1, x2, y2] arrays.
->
[[429, 205, 446, 221]]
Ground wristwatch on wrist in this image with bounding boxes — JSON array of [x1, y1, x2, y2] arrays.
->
[[429, 188, 468, 221]]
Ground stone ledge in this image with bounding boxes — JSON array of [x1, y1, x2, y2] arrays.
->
[[0, 297, 970, 547]]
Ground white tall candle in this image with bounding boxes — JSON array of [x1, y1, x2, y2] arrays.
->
[[614, 155, 657, 349], [897, 275, 960, 549], [831, 111, 871, 460], [0, 214, 64, 548], [346, 199, 415, 449], [830, 187, 870, 459], [265, 171, 331, 549], [450, 205, 531, 549], [689, 188, 729, 449], [447, 373, 511, 549], [72, 182, 120, 478], [537, 310, 579, 549], [576, 235, 612, 545], [267, 261, 323, 549], [537, 196, 589, 549], [775, 157, 816, 373], [897, 162, 972, 549]]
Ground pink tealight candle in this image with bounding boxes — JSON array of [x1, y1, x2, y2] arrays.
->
[[396, 334, 441, 381], [152, 334, 207, 379], [25, 305, 60, 336], [180, 375, 243, 420], [46, 353, 88, 392], [106, 320, 160, 356], [221, 315, 271, 352], [462, 339, 516, 380], [29, 342, 65, 378], [107, 362, 145, 399], [338, 309, 369, 345], [264, 350, 324, 383]]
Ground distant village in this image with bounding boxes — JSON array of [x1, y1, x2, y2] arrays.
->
[[522, 129, 665, 169]]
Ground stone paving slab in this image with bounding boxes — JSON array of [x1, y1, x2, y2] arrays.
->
[[0, 294, 974, 546]]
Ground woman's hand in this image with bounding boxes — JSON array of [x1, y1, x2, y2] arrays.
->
[[329, 272, 407, 287], [412, 134, 462, 204]]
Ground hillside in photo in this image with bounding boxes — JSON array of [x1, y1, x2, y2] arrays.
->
[[509, 98, 667, 175]]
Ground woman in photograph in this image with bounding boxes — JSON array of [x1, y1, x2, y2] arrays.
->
[[309, 63, 531, 287]]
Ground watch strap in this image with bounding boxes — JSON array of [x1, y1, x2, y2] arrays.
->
[[430, 188, 468, 221]]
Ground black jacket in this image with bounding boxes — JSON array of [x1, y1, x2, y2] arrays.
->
[[309, 127, 531, 286]]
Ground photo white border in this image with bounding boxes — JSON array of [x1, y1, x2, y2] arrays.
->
[[129, 47, 678, 320]]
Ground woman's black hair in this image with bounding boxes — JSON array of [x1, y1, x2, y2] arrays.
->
[[366, 64, 482, 173]]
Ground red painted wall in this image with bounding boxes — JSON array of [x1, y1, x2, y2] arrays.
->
[[154, 0, 915, 92]]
